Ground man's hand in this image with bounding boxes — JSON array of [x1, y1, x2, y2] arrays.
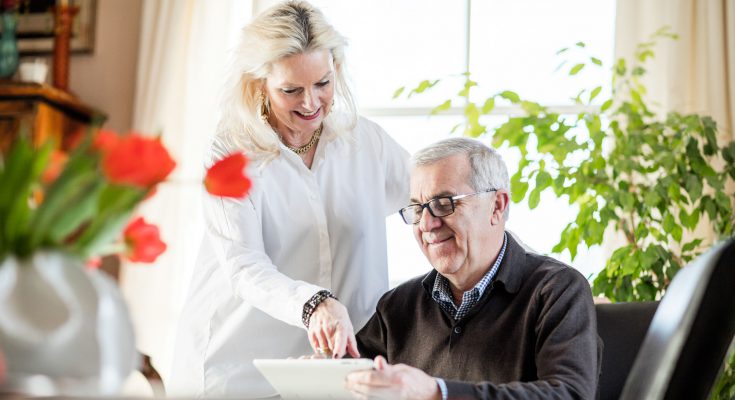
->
[[308, 298, 360, 359], [345, 356, 441, 400]]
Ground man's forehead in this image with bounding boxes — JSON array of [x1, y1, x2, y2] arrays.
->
[[409, 156, 471, 197], [411, 154, 469, 179]]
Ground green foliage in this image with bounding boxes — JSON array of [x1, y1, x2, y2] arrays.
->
[[711, 351, 735, 400], [0, 134, 148, 262], [398, 26, 735, 396], [399, 26, 734, 300]]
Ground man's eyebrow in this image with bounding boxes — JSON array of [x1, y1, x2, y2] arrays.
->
[[408, 190, 456, 203]]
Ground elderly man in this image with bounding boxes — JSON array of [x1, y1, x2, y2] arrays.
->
[[347, 138, 599, 400]]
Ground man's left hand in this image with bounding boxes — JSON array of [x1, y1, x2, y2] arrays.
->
[[345, 356, 441, 400]]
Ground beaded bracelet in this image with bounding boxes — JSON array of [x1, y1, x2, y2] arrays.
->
[[302, 290, 338, 328]]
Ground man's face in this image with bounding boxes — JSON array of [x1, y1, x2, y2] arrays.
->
[[410, 154, 499, 288]]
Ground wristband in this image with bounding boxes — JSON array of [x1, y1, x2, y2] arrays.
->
[[435, 378, 448, 400], [302, 290, 338, 328]]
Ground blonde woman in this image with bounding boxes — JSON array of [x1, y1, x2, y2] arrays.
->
[[169, 1, 409, 397]]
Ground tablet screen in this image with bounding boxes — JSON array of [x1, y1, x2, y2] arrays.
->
[[253, 358, 374, 399]]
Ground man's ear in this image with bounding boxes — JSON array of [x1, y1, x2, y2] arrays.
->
[[492, 190, 509, 224]]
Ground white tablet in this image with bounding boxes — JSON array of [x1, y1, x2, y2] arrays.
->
[[253, 358, 374, 399]]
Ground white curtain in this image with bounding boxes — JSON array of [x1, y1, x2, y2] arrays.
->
[[615, 0, 735, 141], [614, 0, 735, 246], [121, 0, 254, 386]]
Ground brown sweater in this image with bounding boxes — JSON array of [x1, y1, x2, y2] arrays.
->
[[356, 234, 600, 399]]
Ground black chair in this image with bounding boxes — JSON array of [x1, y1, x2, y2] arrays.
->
[[596, 301, 659, 400], [620, 239, 735, 400]]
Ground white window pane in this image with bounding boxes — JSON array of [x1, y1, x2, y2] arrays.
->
[[370, 114, 464, 153], [469, 0, 616, 105], [310, 0, 467, 109]]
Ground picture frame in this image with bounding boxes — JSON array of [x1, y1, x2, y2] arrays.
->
[[15, 0, 98, 55]]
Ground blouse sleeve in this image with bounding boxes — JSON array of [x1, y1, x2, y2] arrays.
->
[[201, 141, 324, 329]]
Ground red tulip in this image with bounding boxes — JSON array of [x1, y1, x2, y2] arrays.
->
[[41, 150, 68, 184], [101, 133, 176, 188], [123, 217, 167, 263], [0, 345, 5, 385], [85, 256, 102, 270], [204, 153, 252, 198], [93, 129, 120, 152]]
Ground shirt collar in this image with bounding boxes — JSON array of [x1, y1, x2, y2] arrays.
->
[[430, 232, 507, 307]]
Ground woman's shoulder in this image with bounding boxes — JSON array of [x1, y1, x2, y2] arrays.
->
[[344, 115, 396, 148], [207, 135, 237, 166], [355, 115, 381, 129], [208, 132, 271, 172], [353, 115, 387, 136]]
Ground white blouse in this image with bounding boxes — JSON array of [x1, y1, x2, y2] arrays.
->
[[169, 117, 410, 398]]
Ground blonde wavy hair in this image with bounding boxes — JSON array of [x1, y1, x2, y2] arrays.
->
[[216, 0, 357, 163]]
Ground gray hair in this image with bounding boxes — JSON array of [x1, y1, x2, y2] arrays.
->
[[216, 0, 357, 162], [412, 137, 510, 219]]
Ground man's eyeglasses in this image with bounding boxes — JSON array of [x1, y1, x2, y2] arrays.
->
[[399, 189, 497, 225]]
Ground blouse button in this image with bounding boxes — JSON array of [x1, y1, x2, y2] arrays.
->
[[453, 326, 462, 334]]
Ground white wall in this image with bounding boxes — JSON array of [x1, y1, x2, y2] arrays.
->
[[70, 0, 143, 132], [19, 0, 143, 132]]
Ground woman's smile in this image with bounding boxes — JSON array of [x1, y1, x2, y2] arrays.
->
[[295, 108, 321, 120]]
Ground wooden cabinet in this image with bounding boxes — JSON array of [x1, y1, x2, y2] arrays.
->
[[0, 82, 106, 153]]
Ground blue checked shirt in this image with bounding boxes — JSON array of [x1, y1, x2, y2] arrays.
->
[[431, 232, 507, 321], [433, 232, 507, 400]]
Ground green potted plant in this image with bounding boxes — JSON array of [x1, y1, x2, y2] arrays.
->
[[397, 26, 735, 399]]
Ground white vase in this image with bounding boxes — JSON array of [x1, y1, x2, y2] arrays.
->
[[0, 251, 137, 396]]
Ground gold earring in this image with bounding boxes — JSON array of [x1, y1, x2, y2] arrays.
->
[[258, 91, 270, 125]]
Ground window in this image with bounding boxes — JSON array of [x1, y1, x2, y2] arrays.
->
[[308, 0, 616, 285]]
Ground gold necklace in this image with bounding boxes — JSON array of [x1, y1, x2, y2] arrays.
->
[[282, 125, 322, 155]]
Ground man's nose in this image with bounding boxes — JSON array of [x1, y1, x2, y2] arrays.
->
[[419, 207, 441, 231]]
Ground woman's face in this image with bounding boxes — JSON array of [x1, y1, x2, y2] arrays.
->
[[264, 49, 335, 137]]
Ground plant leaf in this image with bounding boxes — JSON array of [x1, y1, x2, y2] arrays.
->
[[511, 178, 529, 203], [430, 99, 452, 115], [408, 79, 439, 98], [528, 187, 541, 209], [569, 63, 585, 76], [392, 86, 405, 99], [600, 99, 613, 112], [481, 97, 495, 114], [588, 86, 602, 103], [499, 90, 520, 103]]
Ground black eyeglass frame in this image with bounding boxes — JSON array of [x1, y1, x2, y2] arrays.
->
[[398, 189, 498, 225]]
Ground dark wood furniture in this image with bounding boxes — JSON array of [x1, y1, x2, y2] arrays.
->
[[0, 81, 106, 153]]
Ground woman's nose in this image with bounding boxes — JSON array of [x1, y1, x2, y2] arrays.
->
[[302, 90, 318, 110]]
